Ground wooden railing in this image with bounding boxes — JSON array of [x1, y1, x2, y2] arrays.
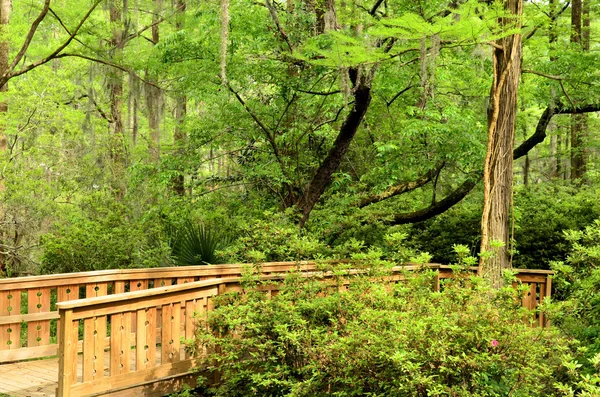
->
[[0, 261, 321, 363], [0, 262, 553, 366], [53, 264, 553, 397]]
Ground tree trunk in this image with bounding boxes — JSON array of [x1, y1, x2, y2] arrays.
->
[[170, 0, 186, 195], [297, 68, 373, 227], [570, 0, 585, 181], [0, 0, 9, 153], [109, 0, 126, 197], [479, 0, 523, 288], [146, 0, 162, 162], [0, 0, 9, 274]]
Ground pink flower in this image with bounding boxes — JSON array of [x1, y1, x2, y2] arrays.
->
[[491, 340, 499, 347]]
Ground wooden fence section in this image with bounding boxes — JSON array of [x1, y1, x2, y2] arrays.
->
[[0, 261, 322, 363], [55, 265, 554, 397], [0, 263, 553, 365]]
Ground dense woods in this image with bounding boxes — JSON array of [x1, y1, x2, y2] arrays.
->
[[0, 0, 600, 394]]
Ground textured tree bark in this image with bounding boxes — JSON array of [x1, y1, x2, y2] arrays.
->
[[479, 0, 523, 288]]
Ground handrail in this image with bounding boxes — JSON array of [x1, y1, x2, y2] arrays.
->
[[0, 262, 553, 364], [0, 261, 328, 362], [55, 265, 553, 396]]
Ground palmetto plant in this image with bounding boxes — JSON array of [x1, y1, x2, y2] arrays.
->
[[168, 221, 227, 266]]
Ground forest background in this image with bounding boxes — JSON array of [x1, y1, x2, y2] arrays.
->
[[2, 0, 600, 394], [0, 0, 598, 275]]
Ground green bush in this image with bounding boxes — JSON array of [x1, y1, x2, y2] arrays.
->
[[406, 184, 599, 269], [40, 192, 170, 273], [169, 221, 229, 266], [552, 219, 600, 370], [192, 259, 582, 396]]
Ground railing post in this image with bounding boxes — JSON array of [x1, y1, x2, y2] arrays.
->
[[545, 274, 552, 327], [57, 308, 76, 397]]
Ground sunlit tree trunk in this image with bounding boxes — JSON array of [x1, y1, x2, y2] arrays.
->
[[480, 0, 523, 288]]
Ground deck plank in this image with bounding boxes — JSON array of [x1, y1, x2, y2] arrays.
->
[[0, 346, 176, 397]]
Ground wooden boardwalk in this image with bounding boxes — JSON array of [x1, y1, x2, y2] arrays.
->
[[0, 348, 183, 397], [0, 357, 58, 396], [0, 263, 553, 396]]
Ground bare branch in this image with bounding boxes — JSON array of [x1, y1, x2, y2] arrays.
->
[[3, 0, 104, 85], [52, 53, 162, 89], [513, 102, 600, 160], [265, 0, 293, 51], [386, 84, 416, 107], [522, 69, 563, 80], [226, 82, 290, 180], [296, 89, 341, 96], [358, 162, 445, 208], [6, 0, 51, 74], [386, 174, 481, 225]]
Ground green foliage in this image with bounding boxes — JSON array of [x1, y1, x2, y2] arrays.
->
[[192, 258, 577, 396], [169, 221, 228, 266], [222, 212, 330, 263], [39, 192, 170, 273], [406, 184, 600, 269], [551, 219, 600, 369]]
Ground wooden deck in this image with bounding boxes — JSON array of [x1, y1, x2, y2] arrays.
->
[[0, 357, 58, 396], [0, 262, 554, 397], [0, 348, 186, 397]]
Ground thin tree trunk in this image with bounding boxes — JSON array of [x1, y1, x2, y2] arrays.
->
[[480, 0, 523, 288], [0, 0, 10, 274], [570, 0, 585, 180], [0, 0, 9, 153], [109, 0, 126, 197], [146, 0, 162, 162], [169, 0, 186, 195]]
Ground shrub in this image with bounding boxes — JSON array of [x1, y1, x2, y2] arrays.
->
[[551, 219, 600, 370], [168, 221, 229, 266], [192, 260, 576, 396]]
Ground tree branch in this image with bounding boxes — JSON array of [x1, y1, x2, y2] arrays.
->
[[370, 0, 385, 16], [6, 0, 51, 75], [386, 173, 481, 225], [386, 84, 416, 107], [513, 103, 600, 160], [265, 0, 293, 51], [2, 0, 103, 86], [358, 162, 445, 208], [52, 53, 162, 89], [226, 82, 290, 181], [296, 89, 341, 96]]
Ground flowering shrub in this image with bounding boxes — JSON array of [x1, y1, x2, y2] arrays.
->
[[192, 259, 583, 396]]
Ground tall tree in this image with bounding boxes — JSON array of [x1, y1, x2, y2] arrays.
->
[[171, 0, 187, 196], [570, 0, 586, 180], [108, 0, 127, 196], [0, 0, 10, 274], [480, 0, 523, 287], [146, 0, 163, 162]]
